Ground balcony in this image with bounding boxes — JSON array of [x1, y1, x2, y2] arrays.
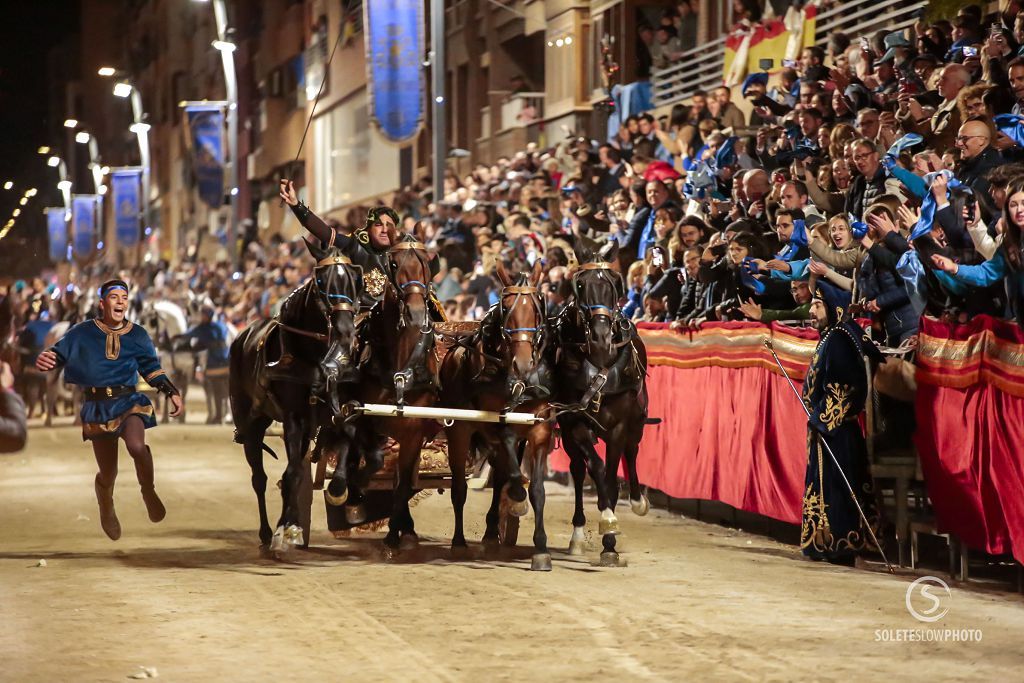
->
[[651, 0, 927, 108], [498, 91, 545, 132]]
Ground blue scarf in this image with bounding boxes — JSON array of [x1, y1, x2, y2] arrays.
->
[[740, 258, 766, 295], [994, 114, 1024, 148], [896, 171, 963, 314]]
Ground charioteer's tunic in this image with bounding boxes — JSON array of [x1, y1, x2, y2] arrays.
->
[[49, 319, 170, 440], [800, 314, 882, 563]]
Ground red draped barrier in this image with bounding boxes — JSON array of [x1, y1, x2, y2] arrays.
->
[[914, 316, 1024, 563], [550, 321, 818, 524]]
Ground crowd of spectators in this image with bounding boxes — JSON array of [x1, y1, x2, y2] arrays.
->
[[6, 4, 1024, 370]]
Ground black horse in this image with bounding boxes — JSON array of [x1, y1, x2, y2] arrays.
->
[[553, 242, 650, 566], [229, 239, 362, 553]]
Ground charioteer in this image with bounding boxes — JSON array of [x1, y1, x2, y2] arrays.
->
[[34, 279, 182, 541], [279, 179, 441, 312]]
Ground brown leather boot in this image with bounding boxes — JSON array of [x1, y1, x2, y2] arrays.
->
[[94, 476, 121, 540], [141, 486, 166, 523], [140, 447, 166, 523]]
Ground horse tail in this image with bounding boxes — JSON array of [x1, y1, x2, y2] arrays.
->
[[260, 442, 280, 460]]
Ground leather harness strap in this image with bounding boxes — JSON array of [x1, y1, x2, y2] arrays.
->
[[389, 241, 428, 253], [316, 254, 351, 267]]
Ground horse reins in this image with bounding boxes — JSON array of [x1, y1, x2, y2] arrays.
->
[[274, 252, 358, 343]]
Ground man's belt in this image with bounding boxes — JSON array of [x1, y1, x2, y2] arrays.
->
[[84, 385, 136, 400]]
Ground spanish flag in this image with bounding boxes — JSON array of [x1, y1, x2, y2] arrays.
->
[[723, 4, 818, 87]]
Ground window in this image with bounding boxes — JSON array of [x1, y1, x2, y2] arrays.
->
[[313, 90, 401, 209]]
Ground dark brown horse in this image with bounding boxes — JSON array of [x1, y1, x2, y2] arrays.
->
[[553, 242, 650, 566], [229, 240, 361, 553], [440, 261, 557, 570], [354, 228, 440, 550]]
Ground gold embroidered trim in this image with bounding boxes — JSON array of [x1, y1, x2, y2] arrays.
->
[[145, 369, 166, 381], [819, 383, 853, 431], [93, 320, 134, 360], [82, 403, 154, 440]]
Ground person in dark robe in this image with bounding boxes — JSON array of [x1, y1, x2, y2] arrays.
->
[[800, 280, 883, 565]]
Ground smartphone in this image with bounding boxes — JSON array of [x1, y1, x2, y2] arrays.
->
[[965, 202, 977, 224], [782, 59, 797, 68], [991, 22, 1003, 36], [758, 58, 774, 70], [651, 247, 664, 267], [963, 46, 978, 57]]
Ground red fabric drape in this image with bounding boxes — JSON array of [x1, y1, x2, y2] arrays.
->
[[551, 321, 814, 524], [914, 316, 1024, 563]]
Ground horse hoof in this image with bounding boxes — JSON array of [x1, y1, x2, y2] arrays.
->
[[531, 553, 553, 572], [325, 487, 349, 507], [345, 503, 367, 525], [508, 497, 529, 518], [481, 536, 500, 555], [284, 525, 304, 547], [599, 551, 624, 567], [270, 526, 286, 553], [258, 544, 274, 559], [399, 533, 419, 550], [450, 543, 470, 560], [568, 526, 587, 556], [631, 494, 650, 516]]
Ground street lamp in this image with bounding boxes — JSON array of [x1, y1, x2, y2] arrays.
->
[[99, 69, 152, 259], [2, 181, 11, 190], [48, 156, 61, 168], [75, 128, 106, 194], [64, 118, 78, 128], [75, 131, 90, 144], [194, 0, 240, 267]]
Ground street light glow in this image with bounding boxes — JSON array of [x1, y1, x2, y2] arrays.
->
[[2, 182, 11, 190], [129, 122, 152, 134], [26, 188, 37, 196], [101, 166, 111, 175], [57, 180, 72, 192], [47, 156, 61, 167], [75, 131, 91, 144], [64, 118, 78, 128], [12, 209, 20, 217], [212, 40, 236, 52], [37, 146, 50, 155], [19, 197, 27, 206], [113, 82, 133, 98], [98, 185, 108, 195], [98, 66, 116, 77]]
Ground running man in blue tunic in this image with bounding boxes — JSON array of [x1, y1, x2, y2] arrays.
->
[[35, 279, 183, 540]]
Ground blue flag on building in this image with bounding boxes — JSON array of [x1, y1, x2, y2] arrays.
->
[[110, 168, 143, 248], [72, 195, 99, 261], [46, 208, 68, 263], [185, 104, 225, 208], [363, 0, 425, 142]]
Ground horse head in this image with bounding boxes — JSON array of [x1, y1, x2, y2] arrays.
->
[[381, 230, 435, 396], [494, 260, 546, 398], [303, 238, 361, 375], [569, 241, 625, 367]]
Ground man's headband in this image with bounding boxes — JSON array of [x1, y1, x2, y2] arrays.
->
[[99, 280, 129, 298]]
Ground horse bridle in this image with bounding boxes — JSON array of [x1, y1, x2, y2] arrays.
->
[[314, 253, 357, 315], [386, 240, 435, 403], [494, 282, 548, 403], [571, 261, 632, 351]]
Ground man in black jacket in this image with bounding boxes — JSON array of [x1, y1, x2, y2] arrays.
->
[[954, 118, 1004, 222], [0, 361, 27, 453]]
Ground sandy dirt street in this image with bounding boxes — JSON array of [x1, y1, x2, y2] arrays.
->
[[2, 417, 1023, 682]]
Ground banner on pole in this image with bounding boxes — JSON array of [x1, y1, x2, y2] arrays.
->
[[110, 167, 143, 248], [363, 0, 425, 143], [184, 103, 226, 208], [71, 195, 99, 261], [46, 208, 68, 263]]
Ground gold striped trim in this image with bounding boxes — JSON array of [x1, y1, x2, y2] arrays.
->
[[82, 404, 154, 440], [145, 369, 166, 381], [93, 319, 134, 360]]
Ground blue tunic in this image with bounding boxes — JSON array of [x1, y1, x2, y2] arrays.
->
[[50, 319, 166, 440]]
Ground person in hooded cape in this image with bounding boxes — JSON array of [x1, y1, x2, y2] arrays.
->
[[34, 279, 183, 541], [800, 280, 884, 565]]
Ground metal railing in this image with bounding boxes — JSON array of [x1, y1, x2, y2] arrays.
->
[[650, 0, 926, 108], [651, 37, 727, 106], [498, 92, 545, 132]]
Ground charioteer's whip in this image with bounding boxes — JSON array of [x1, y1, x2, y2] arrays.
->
[[764, 338, 894, 574]]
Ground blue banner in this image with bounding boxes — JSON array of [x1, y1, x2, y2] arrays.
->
[[71, 195, 98, 261], [186, 104, 225, 208], [363, 0, 425, 142], [46, 208, 67, 263], [110, 168, 142, 248]]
